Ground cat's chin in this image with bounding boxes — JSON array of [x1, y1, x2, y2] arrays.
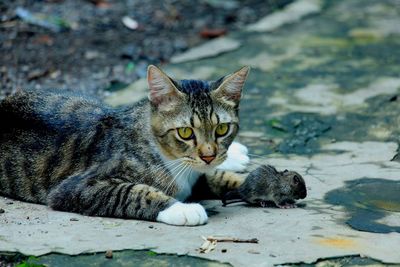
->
[[190, 163, 219, 174]]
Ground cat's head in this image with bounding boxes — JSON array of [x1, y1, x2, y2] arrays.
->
[[147, 65, 249, 171]]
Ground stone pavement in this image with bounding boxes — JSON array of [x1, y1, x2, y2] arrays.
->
[[1, 0, 400, 266]]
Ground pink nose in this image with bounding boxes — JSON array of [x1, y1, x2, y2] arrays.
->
[[200, 155, 216, 164]]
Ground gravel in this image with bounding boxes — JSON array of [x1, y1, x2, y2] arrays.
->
[[0, 0, 292, 99]]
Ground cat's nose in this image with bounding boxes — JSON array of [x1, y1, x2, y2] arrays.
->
[[200, 155, 216, 164]]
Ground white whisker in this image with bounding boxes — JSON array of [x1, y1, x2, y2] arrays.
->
[[164, 163, 188, 195], [152, 161, 184, 188], [247, 153, 271, 160], [135, 159, 181, 189]]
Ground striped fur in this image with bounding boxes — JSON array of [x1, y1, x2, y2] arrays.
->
[[0, 66, 249, 222]]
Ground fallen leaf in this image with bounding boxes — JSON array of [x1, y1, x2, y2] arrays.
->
[[27, 69, 50, 81], [200, 28, 227, 38], [170, 37, 241, 63], [198, 236, 218, 254], [33, 35, 54, 46], [16, 7, 71, 32], [268, 119, 288, 132], [105, 250, 113, 258], [146, 251, 157, 256]]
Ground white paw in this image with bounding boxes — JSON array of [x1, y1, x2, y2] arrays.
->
[[156, 202, 208, 226], [231, 141, 248, 154], [217, 142, 249, 172]]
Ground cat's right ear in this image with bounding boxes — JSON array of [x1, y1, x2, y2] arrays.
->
[[147, 65, 184, 110], [212, 66, 250, 107]]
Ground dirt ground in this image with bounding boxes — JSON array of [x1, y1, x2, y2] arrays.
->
[[0, 0, 291, 99]]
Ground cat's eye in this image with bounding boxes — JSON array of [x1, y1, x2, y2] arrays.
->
[[177, 127, 194, 140], [215, 123, 230, 137]]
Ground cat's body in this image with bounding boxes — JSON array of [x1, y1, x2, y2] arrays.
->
[[0, 90, 178, 219], [0, 66, 251, 226]]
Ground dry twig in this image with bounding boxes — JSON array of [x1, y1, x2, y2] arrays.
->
[[206, 236, 259, 243], [198, 236, 258, 254]]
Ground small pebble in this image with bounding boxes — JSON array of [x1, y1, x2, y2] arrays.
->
[[105, 250, 113, 259], [148, 225, 154, 229], [221, 249, 227, 253], [122, 16, 138, 30], [0, 208, 5, 214], [70, 218, 79, 221]]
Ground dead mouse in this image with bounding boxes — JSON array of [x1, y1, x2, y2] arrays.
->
[[222, 165, 307, 208]]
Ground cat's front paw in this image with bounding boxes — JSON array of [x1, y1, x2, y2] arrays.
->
[[217, 142, 249, 172], [156, 202, 208, 226]]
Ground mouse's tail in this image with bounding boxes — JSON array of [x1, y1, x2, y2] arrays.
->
[[222, 190, 243, 206]]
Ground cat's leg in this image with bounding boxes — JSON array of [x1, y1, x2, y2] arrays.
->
[[203, 142, 250, 197], [204, 170, 246, 197], [47, 170, 207, 226]]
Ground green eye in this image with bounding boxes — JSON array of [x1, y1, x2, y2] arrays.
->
[[177, 127, 194, 140], [215, 123, 229, 137]]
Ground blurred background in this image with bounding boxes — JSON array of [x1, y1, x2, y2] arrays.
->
[[0, 0, 292, 98]]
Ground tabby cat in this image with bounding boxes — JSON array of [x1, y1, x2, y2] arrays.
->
[[0, 65, 251, 226]]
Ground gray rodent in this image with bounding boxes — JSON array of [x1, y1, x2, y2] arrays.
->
[[222, 165, 307, 208]]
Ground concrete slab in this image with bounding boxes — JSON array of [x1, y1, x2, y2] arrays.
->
[[1, 141, 399, 266]]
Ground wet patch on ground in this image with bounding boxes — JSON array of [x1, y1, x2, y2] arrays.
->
[[0, 250, 231, 267], [325, 178, 400, 233], [284, 255, 400, 267], [238, 105, 399, 157], [270, 113, 332, 155]]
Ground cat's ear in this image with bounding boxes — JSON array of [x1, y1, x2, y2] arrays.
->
[[147, 65, 184, 110], [212, 66, 250, 106]]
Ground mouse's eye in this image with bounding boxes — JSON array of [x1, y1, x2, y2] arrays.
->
[[293, 175, 301, 185], [215, 123, 230, 137], [177, 127, 194, 140]]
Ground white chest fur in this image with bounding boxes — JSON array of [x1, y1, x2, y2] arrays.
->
[[164, 159, 201, 201], [174, 167, 201, 201]]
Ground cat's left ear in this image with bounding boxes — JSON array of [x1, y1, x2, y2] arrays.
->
[[147, 65, 184, 110], [212, 66, 250, 106]]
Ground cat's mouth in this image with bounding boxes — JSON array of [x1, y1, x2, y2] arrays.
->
[[183, 155, 226, 172]]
